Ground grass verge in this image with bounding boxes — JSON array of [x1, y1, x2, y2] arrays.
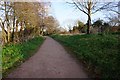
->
[[2, 36, 45, 77], [51, 34, 120, 79]]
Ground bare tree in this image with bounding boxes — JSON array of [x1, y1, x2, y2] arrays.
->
[[68, 0, 112, 34], [105, 2, 120, 26], [106, 14, 120, 27]]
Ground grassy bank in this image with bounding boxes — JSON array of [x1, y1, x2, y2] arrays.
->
[[51, 34, 120, 78], [2, 36, 44, 77]]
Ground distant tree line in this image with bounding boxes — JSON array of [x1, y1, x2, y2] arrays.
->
[[68, 19, 120, 34]]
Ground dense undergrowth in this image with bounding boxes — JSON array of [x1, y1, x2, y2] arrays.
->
[[2, 36, 44, 76], [51, 33, 120, 79]]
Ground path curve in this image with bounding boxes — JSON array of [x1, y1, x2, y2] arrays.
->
[[7, 37, 88, 78]]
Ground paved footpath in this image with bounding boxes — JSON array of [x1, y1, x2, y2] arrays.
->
[[7, 37, 88, 78]]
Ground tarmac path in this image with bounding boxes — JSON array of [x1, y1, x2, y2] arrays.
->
[[7, 37, 88, 78]]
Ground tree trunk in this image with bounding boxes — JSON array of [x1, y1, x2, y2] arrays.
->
[[15, 20, 19, 42], [87, 1, 92, 34], [4, 2, 11, 43], [11, 15, 15, 42], [87, 15, 91, 34], [7, 27, 11, 43], [20, 21, 24, 42], [1, 23, 8, 44]]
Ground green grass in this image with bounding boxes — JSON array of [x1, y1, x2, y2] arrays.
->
[[51, 34, 120, 79], [2, 36, 44, 77]]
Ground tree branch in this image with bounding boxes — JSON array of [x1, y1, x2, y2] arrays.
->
[[73, 1, 88, 15], [92, 2, 112, 14]]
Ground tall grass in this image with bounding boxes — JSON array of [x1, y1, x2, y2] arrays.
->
[[51, 34, 120, 79]]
